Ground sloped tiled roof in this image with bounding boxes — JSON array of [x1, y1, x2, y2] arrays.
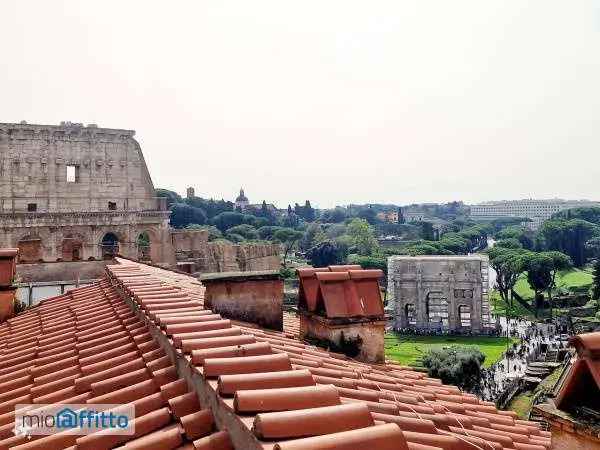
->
[[555, 331, 600, 411], [0, 279, 231, 450], [0, 258, 552, 450]]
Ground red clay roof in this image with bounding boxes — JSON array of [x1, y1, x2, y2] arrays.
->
[[0, 279, 231, 450], [0, 258, 552, 449], [297, 266, 385, 318], [555, 331, 600, 411]]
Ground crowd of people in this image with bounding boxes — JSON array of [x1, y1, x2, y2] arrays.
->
[[478, 317, 569, 402]]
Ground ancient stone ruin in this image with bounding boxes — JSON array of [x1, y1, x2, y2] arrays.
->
[[387, 255, 496, 334], [0, 121, 280, 275]]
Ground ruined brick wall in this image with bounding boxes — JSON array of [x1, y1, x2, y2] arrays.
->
[[171, 230, 281, 273], [0, 122, 157, 213]]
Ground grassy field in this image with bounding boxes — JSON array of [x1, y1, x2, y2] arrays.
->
[[513, 268, 593, 301], [491, 268, 593, 318], [384, 333, 519, 368]]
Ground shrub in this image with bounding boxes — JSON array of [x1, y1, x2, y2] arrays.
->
[[422, 346, 485, 392]]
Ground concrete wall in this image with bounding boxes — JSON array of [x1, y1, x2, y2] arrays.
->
[[388, 255, 492, 334], [203, 277, 283, 330]]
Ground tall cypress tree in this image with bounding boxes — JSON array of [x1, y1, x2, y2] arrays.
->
[[592, 260, 600, 300]]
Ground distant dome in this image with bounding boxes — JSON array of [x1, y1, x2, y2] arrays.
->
[[235, 188, 248, 202]]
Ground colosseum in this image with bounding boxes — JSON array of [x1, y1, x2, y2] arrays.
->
[[0, 121, 175, 265]]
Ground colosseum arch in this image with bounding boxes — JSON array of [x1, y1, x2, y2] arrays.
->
[[100, 232, 120, 260], [135, 227, 162, 263]]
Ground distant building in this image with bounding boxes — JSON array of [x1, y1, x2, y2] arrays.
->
[[234, 188, 249, 211], [186, 186, 195, 199], [376, 210, 399, 223], [470, 199, 600, 230], [402, 210, 426, 223], [387, 255, 495, 334]]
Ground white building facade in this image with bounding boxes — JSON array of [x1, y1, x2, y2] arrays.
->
[[470, 199, 600, 229]]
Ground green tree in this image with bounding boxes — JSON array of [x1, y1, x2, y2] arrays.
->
[[257, 226, 284, 240], [319, 207, 348, 223], [184, 224, 222, 241], [185, 197, 234, 219], [211, 212, 246, 231], [524, 252, 554, 315], [273, 228, 304, 267], [422, 346, 485, 392], [299, 223, 326, 252], [225, 224, 259, 241], [346, 218, 379, 256], [155, 188, 182, 208], [306, 240, 348, 267], [357, 207, 377, 225], [170, 203, 207, 228], [303, 200, 316, 222], [592, 260, 600, 300], [539, 218, 599, 267], [495, 238, 523, 249], [347, 254, 387, 276], [553, 207, 600, 224], [544, 251, 572, 316], [421, 221, 435, 240], [487, 247, 528, 305], [280, 212, 300, 228]]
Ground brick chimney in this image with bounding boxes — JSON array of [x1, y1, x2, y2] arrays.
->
[[199, 270, 283, 331], [297, 265, 387, 363], [0, 249, 19, 322]]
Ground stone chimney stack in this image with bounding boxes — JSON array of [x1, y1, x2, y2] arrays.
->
[[0, 249, 19, 322], [199, 270, 283, 331], [297, 265, 387, 363]]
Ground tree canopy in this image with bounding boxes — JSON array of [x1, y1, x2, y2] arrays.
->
[[170, 203, 207, 228], [422, 346, 485, 392], [538, 218, 599, 267]]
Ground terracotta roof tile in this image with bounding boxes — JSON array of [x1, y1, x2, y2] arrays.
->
[[0, 257, 550, 449], [0, 276, 231, 450]]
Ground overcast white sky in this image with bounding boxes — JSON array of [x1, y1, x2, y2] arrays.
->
[[2, 1, 599, 208]]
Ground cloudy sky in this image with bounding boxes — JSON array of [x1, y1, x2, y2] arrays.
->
[[2, 1, 599, 208]]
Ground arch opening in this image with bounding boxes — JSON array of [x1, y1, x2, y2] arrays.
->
[[426, 292, 448, 330], [458, 305, 471, 328], [137, 232, 151, 261], [62, 234, 83, 261], [101, 232, 119, 260], [405, 303, 416, 326]]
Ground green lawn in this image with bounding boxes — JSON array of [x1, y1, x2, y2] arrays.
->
[[385, 333, 519, 368], [491, 268, 593, 318], [513, 268, 593, 301]]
